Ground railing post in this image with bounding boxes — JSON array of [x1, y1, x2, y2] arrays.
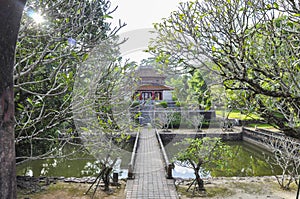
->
[[167, 163, 174, 179], [128, 163, 134, 179]]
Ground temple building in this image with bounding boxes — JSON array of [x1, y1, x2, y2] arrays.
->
[[134, 65, 173, 101]]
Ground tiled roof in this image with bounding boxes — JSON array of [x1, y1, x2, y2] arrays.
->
[[137, 84, 174, 91], [135, 65, 165, 78]]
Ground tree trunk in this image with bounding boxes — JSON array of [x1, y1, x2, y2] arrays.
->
[[0, 1, 26, 198], [195, 169, 205, 191], [102, 167, 112, 192]]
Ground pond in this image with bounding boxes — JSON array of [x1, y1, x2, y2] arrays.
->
[[17, 141, 281, 179], [17, 144, 132, 179], [165, 141, 281, 179]]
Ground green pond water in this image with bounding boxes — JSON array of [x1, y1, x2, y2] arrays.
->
[[17, 141, 280, 179], [165, 141, 281, 179], [17, 144, 132, 179]]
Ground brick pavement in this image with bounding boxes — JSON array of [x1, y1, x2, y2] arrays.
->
[[125, 128, 179, 199]]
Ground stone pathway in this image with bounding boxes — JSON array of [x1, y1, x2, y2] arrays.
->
[[125, 128, 179, 199]]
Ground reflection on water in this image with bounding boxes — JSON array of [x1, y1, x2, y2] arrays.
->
[[165, 141, 281, 179], [17, 141, 281, 179], [173, 163, 211, 179], [17, 144, 131, 178]]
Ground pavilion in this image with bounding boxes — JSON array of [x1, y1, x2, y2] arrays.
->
[[134, 65, 173, 101]]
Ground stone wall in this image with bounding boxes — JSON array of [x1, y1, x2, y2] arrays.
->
[[160, 132, 242, 145]]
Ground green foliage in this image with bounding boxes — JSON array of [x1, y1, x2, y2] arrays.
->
[[14, 0, 126, 162], [175, 137, 231, 169], [166, 70, 211, 109], [158, 100, 168, 108], [187, 69, 211, 110], [166, 74, 190, 102], [174, 137, 232, 191], [148, 0, 300, 138], [170, 112, 182, 128], [131, 101, 140, 107], [175, 101, 181, 107]]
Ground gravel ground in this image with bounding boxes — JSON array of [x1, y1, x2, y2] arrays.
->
[[176, 176, 298, 199]]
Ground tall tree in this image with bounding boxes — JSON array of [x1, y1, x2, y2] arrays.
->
[[14, 0, 126, 163], [149, 0, 300, 138], [187, 69, 211, 110], [72, 37, 136, 192], [0, 0, 27, 197]]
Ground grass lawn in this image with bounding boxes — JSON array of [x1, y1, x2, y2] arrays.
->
[[215, 110, 278, 129], [246, 123, 278, 129], [216, 110, 261, 120]]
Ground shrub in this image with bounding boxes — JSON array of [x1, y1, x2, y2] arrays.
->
[[159, 101, 168, 108]]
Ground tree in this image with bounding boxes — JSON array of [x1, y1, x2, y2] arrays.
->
[[187, 69, 211, 110], [264, 136, 300, 190], [72, 37, 136, 193], [166, 73, 190, 103], [156, 109, 176, 132], [0, 0, 131, 196], [0, 0, 27, 197], [189, 113, 204, 132], [149, 0, 300, 138], [15, 0, 126, 163], [166, 69, 212, 109], [174, 137, 231, 193]]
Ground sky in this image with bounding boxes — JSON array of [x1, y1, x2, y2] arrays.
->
[[109, 0, 188, 63], [110, 0, 186, 32]]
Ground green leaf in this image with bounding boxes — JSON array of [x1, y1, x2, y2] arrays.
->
[[17, 103, 24, 109], [71, 51, 80, 61], [212, 46, 216, 52], [103, 14, 113, 19], [179, 14, 184, 21], [80, 127, 89, 131], [27, 98, 33, 105], [273, 2, 279, 9], [82, 53, 89, 61]]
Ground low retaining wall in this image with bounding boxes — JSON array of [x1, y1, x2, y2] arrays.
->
[[242, 127, 300, 151], [160, 132, 243, 145]]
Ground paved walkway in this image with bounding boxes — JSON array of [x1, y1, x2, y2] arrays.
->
[[125, 128, 179, 199]]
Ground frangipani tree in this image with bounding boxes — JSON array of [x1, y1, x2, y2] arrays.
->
[[264, 136, 300, 190], [190, 114, 204, 132], [72, 37, 136, 193], [149, 0, 300, 138], [156, 109, 176, 132], [174, 137, 231, 192], [15, 0, 126, 163]]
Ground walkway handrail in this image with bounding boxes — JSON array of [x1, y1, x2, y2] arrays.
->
[[128, 130, 139, 179], [155, 129, 173, 179]]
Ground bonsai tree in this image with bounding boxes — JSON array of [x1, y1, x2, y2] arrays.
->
[[190, 114, 204, 132], [156, 109, 175, 132], [174, 137, 231, 193]]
